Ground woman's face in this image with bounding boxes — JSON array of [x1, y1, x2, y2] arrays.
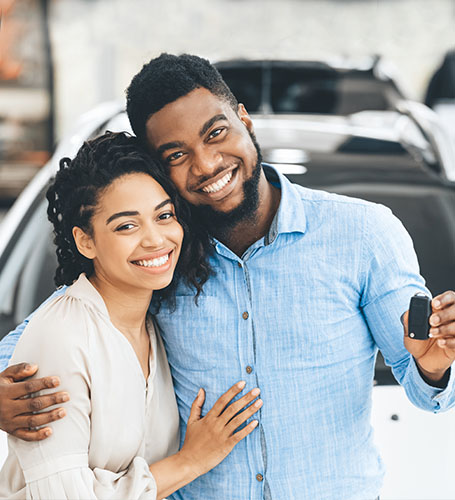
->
[[74, 172, 184, 293]]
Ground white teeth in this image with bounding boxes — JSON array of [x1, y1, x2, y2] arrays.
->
[[201, 171, 232, 194], [135, 254, 169, 268]]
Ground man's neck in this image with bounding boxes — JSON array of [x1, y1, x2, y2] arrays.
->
[[216, 172, 281, 257]]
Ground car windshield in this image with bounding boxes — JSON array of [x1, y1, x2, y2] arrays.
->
[[217, 62, 398, 115]]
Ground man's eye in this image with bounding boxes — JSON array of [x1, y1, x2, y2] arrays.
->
[[208, 128, 224, 139], [115, 223, 135, 232], [166, 151, 184, 163]]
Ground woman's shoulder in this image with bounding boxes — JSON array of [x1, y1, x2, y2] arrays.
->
[[12, 274, 106, 364]]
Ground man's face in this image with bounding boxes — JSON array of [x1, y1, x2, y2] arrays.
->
[[145, 88, 260, 220]]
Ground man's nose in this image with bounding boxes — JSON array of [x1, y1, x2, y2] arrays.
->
[[192, 146, 223, 177]]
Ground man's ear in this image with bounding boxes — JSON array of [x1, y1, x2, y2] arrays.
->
[[72, 226, 96, 260], [237, 103, 254, 133]]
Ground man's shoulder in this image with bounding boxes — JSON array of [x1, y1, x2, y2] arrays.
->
[[292, 182, 367, 207]]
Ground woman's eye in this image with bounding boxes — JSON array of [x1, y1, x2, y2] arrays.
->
[[115, 223, 135, 232], [158, 212, 175, 221]]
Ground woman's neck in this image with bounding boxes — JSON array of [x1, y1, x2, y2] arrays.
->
[[88, 273, 152, 339]]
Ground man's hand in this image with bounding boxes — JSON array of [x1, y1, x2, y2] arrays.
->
[[0, 363, 69, 441], [403, 290, 455, 382]]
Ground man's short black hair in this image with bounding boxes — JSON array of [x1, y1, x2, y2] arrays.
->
[[126, 53, 238, 143]]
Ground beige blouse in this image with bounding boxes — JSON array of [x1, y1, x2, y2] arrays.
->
[[0, 274, 180, 499]]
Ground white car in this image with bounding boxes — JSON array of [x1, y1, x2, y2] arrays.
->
[[0, 103, 454, 499]]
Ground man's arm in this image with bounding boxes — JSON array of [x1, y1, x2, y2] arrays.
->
[[0, 288, 69, 440], [360, 204, 455, 411], [402, 291, 455, 384]]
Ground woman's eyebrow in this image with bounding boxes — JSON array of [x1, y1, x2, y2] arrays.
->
[[155, 199, 172, 211], [106, 211, 139, 225]]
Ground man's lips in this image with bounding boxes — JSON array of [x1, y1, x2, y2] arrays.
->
[[194, 167, 238, 201]]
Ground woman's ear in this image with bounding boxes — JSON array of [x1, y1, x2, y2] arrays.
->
[[72, 226, 96, 260]]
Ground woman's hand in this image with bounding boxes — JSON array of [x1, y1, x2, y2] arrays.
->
[[179, 380, 262, 478]]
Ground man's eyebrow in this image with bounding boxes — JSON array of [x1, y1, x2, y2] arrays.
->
[[106, 211, 139, 225], [156, 141, 185, 158], [199, 114, 228, 137]]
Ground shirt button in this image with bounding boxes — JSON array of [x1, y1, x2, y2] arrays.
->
[[242, 311, 249, 320], [246, 365, 253, 374], [237, 262, 242, 268], [256, 473, 263, 482]]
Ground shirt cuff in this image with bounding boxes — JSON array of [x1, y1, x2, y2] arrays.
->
[[407, 356, 455, 411]]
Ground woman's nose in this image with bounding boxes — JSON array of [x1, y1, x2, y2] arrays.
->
[[141, 225, 165, 248]]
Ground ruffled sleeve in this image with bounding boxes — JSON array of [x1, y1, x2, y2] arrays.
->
[[7, 288, 158, 499]]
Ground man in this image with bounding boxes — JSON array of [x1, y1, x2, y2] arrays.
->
[[1, 53, 455, 499]]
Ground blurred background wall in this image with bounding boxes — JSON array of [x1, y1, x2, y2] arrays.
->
[[49, 0, 455, 137]]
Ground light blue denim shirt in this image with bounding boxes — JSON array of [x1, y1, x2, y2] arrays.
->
[[1, 165, 454, 500]]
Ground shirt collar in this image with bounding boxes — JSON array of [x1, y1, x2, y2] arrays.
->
[[65, 273, 111, 318], [262, 163, 307, 245], [211, 163, 307, 255]]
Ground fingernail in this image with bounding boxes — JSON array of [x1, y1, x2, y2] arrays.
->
[[237, 381, 246, 389], [198, 388, 203, 396], [430, 315, 440, 326], [61, 394, 69, 402], [434, 299, 441, 308], [251, 388, 260, 396], [438, 339, 446, 347], [251, 420, 259, 427], [254, 399, 263, 407], [44, 428, 52, 437], [51, 377, 59, 386], [57, 409, 65, 418]]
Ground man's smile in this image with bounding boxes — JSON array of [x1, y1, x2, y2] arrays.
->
[[194, 167, 240, 202]]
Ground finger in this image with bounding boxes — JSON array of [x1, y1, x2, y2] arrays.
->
[[187, 388, 205, 424], [226, 399, 263, 433], [208, 381, 246, 417], [429, 322, 455, 339], [12, 426, 53, 442], [435, 338, 455, 350], [229, 419, 259, 445], [14, 407, 66, 430], [220, 388, 261, 423], [429, 304, 455, 329], [432, 291, 455, 310], [2, 363, 38, 383], [9, 376, 61, 399], [12, 391, 69, 417]]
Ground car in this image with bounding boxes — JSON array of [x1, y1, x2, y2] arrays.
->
[[0, 99, 454, 498], [214, 57, 409, 116]]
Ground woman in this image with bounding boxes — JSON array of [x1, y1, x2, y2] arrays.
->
[[0, 132, 262, 499]]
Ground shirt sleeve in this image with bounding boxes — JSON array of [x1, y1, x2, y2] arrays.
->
[[8, 295, 158, 499], [359, 203, 455, 412], [0, 287, 67, 372]]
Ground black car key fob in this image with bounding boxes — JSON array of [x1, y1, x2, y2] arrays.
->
[[408, 294, 431, 340]]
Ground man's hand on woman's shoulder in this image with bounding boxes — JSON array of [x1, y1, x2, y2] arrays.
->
[[0, 362, 69, 441]]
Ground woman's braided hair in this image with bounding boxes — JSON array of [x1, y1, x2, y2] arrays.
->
[[46, 131, 212, 304]]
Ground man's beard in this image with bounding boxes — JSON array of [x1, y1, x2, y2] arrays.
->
[[190, 133, 263, 240]]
